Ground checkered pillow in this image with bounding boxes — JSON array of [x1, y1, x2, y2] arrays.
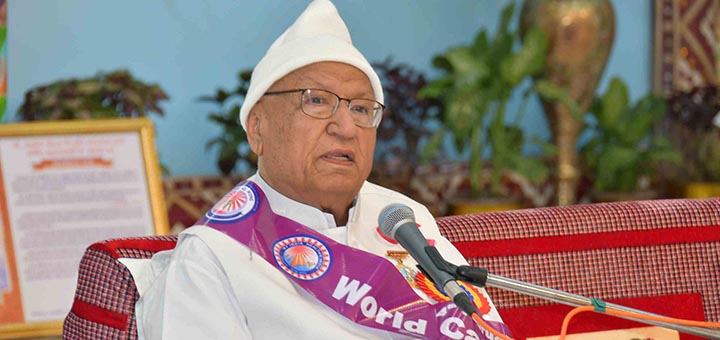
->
[[436, 198, 720, 326], [62, 236, 177, 340]]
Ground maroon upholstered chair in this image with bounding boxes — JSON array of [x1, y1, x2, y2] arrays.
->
[[436, 198, 720, 339], [63, 198, 719, 339], [62, 236, 177, 340]]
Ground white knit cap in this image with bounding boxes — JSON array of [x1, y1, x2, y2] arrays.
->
[[239, 0, 384, 131]]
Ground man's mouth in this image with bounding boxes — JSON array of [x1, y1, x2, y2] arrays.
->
[[322, 151, 354, 162]]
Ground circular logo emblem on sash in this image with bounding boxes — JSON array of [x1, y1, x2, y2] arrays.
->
[[205, 183, 258, 223], [273, 235, 332, 281]]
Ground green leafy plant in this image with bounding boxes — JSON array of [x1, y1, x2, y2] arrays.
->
[[199, 70, 257, 175], [419, 3, 549, 196], [581, 77, 681, 193], [366, 58, 456, 214], [16, 69, 171, 174], [18, 69, 168, 120]]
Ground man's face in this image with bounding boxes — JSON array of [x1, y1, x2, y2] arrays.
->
[[247, 62, 377, 211]]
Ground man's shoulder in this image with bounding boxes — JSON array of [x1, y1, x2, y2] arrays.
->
[[360, 181, 431, 217], [360, 180, 414, 201]]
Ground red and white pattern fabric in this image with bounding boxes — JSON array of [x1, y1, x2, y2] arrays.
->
[[62, 236, 177, 340], [63, 198, 719, 339], [436, 198, 720, 338]]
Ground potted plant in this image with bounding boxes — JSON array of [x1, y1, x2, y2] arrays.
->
[[581, 77, 681, 202], [369, 58, 463, 215], [199, 70, 257, 176], [16, 69, 171, 174], [662, 85, 720, 198], [18, 69, 168, 120], [419, 3, 551, 212]]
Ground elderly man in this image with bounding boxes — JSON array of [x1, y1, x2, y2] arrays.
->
[[135, 1, 509, 339]]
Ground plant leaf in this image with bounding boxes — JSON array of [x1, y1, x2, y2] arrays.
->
[[509, 154, 548, 184], [534, 80, 583, 120], [618, 95, 665, 145], [500, 28, 547, 86], [418, 76, 453, 99], [595, 146, 639, 192], [420, 129, 445, 164], [498, 3, 516, 37], [444, 47, 489, 86], [597, 77, 629, 131], [445, 87, 488, 145]]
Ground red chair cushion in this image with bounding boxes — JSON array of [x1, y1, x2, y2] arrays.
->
[[62, 236, 177, 340], [437, 198, 720, 339]]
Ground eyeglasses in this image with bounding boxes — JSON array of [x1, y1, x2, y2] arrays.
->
[[263, 88, 384, 128]]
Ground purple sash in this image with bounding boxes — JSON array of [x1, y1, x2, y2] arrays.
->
[[198, 181, 511, 340]]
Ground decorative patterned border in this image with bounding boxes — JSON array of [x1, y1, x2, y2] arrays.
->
[[653, 0, 719, 95]]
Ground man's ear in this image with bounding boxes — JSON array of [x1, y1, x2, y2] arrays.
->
[[246, 109, 263, 156]]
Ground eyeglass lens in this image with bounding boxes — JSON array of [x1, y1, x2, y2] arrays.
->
[[301, 89, 380, 127]]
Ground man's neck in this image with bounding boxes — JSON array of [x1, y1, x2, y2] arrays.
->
[[253, 172, 355, 227], [322, 207, 349, 226]]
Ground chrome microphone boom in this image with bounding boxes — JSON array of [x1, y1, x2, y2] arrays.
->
[[479, 271, 720, 339]]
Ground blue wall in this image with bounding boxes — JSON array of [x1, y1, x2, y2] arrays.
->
[[7, 0, 652, 175]]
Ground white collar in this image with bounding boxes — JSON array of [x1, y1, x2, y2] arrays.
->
[[249, 173, 343, 230]]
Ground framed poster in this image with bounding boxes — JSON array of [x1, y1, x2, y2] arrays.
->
[[0, 118, 169, 338]]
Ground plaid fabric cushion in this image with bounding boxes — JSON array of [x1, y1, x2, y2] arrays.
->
[[436, 198, 720, 324], [62, 235, 177, 340]]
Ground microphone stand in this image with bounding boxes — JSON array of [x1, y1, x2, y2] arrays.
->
[[455, 265, 720, 339], [422, 249, 720, 339]]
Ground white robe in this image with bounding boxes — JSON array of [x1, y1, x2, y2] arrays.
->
[[133, 174, 504, 339]]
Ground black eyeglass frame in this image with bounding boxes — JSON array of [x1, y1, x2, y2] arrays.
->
[[263, 88, 384, 128]]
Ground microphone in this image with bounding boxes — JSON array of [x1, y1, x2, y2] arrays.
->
[[378, 203, 476, 316]]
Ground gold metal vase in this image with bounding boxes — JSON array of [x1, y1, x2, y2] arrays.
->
[[520, 0, 615, 205]]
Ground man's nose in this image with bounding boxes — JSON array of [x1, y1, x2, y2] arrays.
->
[[327, 100, 359, 137]]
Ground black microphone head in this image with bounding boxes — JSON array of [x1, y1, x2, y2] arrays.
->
[[378, 203, 415, 240]]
